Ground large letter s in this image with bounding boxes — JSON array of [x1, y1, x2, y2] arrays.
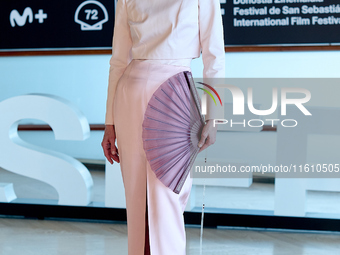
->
[[0, 94, 93, 206]]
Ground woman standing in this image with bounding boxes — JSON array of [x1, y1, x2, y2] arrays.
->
[[101, 0, 225, 254]]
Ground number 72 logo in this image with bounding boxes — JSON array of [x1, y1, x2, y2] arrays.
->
[[74, 0, 108, 31]]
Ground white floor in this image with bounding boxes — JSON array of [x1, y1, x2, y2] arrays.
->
[[1, 167, 340, 254], [0, 216, 339, 255]]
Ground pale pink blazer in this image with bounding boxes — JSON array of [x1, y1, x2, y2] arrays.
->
[[105, 0, 226, 125]]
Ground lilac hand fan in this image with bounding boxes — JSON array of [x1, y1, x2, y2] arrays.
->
[[142, 71, 205, 194]]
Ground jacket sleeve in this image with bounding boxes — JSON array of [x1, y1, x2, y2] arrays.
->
[[198, 0, 225, 121], [105, 0, 133, 125]]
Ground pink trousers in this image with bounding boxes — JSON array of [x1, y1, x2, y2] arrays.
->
[[113, 59, 194, 255]]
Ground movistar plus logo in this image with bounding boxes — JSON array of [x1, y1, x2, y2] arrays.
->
[[10, 7, 47, 27], [10, 7, 33, 27]]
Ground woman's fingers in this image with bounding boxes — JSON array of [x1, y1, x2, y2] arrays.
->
[[111, 154, 120, 163], [198, 125, 209, 148], [101, 130, 120, 164], [108, 138, 120, 163], [198, 135, 215, 153], [198, 131, 208, 153], [102, 142, 114, 164], [198, 121, 217, 153], [110, 144, 120, 163]]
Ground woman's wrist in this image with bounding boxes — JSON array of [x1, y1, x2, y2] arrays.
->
[[205, 119, 215, 124], [105, 124, 115, 129]]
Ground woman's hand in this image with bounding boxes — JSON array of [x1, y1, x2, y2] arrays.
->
[[101, 125, 120, 164], [197, 119, 218, 153]]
